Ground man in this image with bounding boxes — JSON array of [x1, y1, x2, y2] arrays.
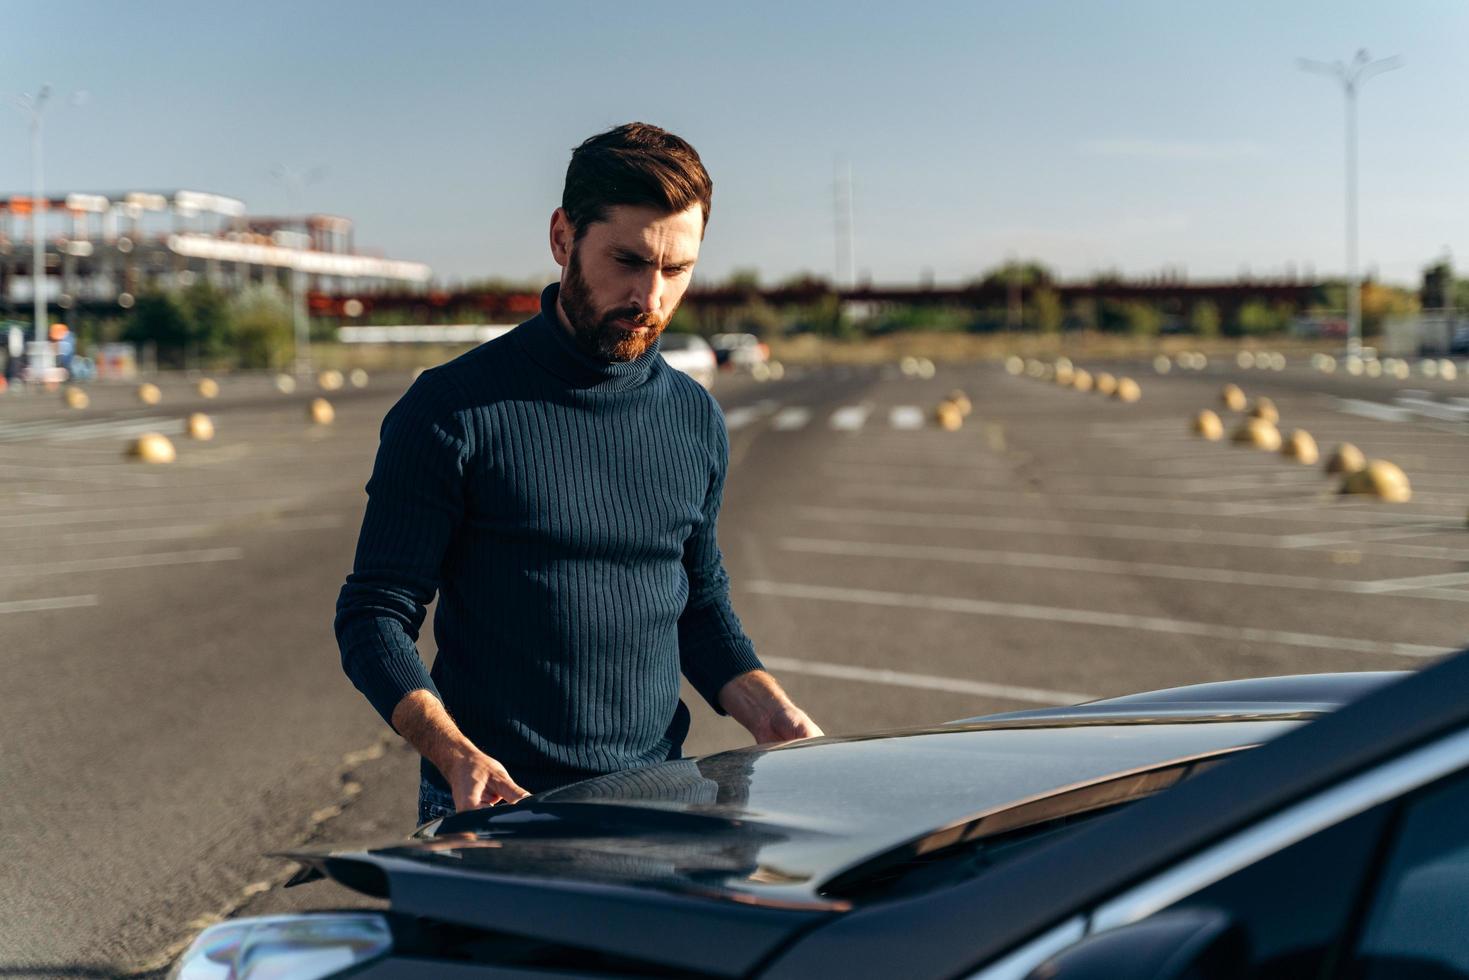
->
[[336, 122, 822, 825]]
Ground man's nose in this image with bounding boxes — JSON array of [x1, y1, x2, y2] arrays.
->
[[631, 270, 665, 315]]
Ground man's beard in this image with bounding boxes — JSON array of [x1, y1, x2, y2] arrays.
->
[[560, 249, 671, 362]]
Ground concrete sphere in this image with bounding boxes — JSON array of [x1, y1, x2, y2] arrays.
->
[[1341, 460, 1412, 502], [1232, 417, 1282, 451], [1325, 443, 1367, 475]]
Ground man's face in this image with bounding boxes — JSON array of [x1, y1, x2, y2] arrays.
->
[[551, 203, 703, 362]]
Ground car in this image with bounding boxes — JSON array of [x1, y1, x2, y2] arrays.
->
[[167, 657, 1469, 979], [658, 331, 717, 389], [710, 332, 770, 371]]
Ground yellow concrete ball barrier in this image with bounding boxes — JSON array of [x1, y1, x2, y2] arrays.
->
[[127, 432, 176, 464], [62, 386, 89, 410], [1192, 410, 1224, 440], [934, 400, 964, 431], [947, 390, 973, 416], [1071, 369, 1093, 392], [1325, 442, 1367, 476], [1341, 460, 1412, 502], [196, 378, 220, 399], [1220, 384, 1247, 412], [1005, 355, 1025, 376], [1282, 429, 1319, 465], [186, 413, 215, 441], [1248, 397, 1279, 424], [1153, 355, 1172, 374], [309, 397, 335, 425], [1232, 416, 1282, 451], [275, 373, 297, 394], [1113, 377, 1141, 402], [1054, 363, 1075, 386], [1094, 372, 1118, 396], [137, 382, 162, 405], [349, 368, 370, 389], [318, 369, 345, 391]]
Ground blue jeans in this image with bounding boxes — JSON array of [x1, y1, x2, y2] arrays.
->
[[417, 776, 457, 826]]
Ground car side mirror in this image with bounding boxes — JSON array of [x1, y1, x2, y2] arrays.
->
[[1024, 908, 1247, 980]]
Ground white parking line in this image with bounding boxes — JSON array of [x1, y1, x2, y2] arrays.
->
[[829, 404, 873, 431], [832, 480, 1427, 523], [0, 594, 99, 614], [0, 497, 316, 529], [759, 655, 1093, 706], [0, 547, 244, 577], [772, 407, 813, 431], [792, 505, 1469, 562], [888, 406, 926, 430], [1359, 571, 1469, 594], [1335, 399, 1413, 423], [744, 580, 1451, 660], [723, 406, 765, 431], [1394, 396, 1469, 422], [775, 537, 1469, 600]]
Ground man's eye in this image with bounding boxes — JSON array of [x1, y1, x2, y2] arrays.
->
[[665, 266, 690, 277]]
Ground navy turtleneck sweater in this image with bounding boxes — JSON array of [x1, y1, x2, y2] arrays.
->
[[335, 284, 763, 794]]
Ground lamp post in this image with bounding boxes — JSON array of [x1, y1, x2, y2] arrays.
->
[[1298, 50, 1402, 357], [12, 85, 52, 346], [10, 85, 87, 345]]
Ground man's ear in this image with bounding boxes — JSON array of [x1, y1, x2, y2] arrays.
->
[[549, 208, 573, 268]]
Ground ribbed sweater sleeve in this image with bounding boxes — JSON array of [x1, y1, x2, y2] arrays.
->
[[335, 370, 466, 728], [677, 399, 765, 712]]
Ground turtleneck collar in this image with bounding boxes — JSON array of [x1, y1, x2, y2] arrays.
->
[[512, 283, 663, 392]]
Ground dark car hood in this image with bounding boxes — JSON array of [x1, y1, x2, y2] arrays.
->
[[284, 716, 1310, 976], [292, 718, 1297, 902]]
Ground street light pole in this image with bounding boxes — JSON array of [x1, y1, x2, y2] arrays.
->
[[12, 86, 53, 345], [1299, 50, 1402, 357]]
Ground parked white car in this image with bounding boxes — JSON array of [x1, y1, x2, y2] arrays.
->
[[658, 332, 716, 389]]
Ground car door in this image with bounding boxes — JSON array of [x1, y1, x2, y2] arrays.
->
[[1343, 768, 1469, 979]]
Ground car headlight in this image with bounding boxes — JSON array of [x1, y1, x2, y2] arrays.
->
[[168, 913, 392, 980]]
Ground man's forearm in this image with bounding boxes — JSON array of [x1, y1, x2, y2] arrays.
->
[[391, 689, 531, 810], [390, 689, 478, 776], [718, 669, 823, 743], [718, 669, 791, 727]]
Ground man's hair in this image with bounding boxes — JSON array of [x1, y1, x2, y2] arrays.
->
[[562, 122, 712, 240]]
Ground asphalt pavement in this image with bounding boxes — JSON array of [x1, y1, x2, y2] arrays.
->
[[3, 350, 1468, 976]]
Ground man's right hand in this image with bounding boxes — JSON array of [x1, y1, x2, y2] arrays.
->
[[443, 745, 530, 811], [391, 689, 530, 811]]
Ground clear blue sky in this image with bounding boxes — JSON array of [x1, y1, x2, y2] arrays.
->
[[5, 1, 1466, 287]]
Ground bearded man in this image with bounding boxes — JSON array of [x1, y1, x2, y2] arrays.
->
[[335, 122, 822, 824]]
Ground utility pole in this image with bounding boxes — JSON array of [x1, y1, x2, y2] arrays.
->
[[270, 164, 328, 376], [1298, 50, 1402, 357]]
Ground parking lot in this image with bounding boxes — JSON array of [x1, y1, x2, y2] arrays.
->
[[3, 351, 1468, 974]]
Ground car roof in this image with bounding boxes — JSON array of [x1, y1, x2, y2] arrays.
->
[[762, 654, 1467, 979]]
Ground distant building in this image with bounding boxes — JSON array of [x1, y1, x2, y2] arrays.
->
[[0, 189, 431, 327]]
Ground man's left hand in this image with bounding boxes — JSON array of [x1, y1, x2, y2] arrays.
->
[[718, 669, 825, 744]]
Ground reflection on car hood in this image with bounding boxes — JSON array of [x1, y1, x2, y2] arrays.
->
[[312, 718, 1299, 909]]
